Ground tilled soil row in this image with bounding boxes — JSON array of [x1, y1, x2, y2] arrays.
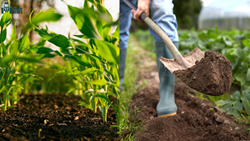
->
[[128, 63, 248, 141], [0, 94, 119, 141]]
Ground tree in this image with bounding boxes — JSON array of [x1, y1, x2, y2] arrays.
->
[[173, 0, 202, 29]]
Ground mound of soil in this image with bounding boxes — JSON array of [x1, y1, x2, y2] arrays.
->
[[129, 82, 248, 141], [0, 94, 119, 141], [173, 51, 232, 96]]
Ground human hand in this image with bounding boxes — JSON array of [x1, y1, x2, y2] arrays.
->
[[131, 0, 150, 22]]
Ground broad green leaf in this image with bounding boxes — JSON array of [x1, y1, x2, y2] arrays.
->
[[34, 28, 71, 48], [40, 53, 56, 59], [111, 64, 119, 86], [65, 55, 92, 68], [94, 39, 119, 64], [0, 12, 12, 43], [0, 11, 11, 28], [88, 54, 102, 68], [49, 35, 71, 48], [36, 47, 54, 54], [234, 101, 243, 112], [67, 88, 76, 94], [1, 54, 15, 64], [19, 34, 30, 52], [232, 108, 241, 117], [81, 68, 98, 75], [235, 73, 246, 86], [216, 100, 230, 111], [22, 9, 62, 33], [242, 89, 250, 101], [231, 91, 241, 100], [223, 36, 232, 46], [242, 39, 250, 49], [227, 106, 233, 115], [85, 76, 106, 85], [0, 86, 7, 93], [16, 56, 42, 63], [243, 100, 250, 115], [85, 79, 106, 86], [70, 68, 98, 76], [54, 50, 63, 57], [112, 26, 119, 39], [67, 5, 102, 40], [10, 84, 24, 89], [10, 23, 16, 41], [0, 29, 7, 43], [75, 45, 90, 54]]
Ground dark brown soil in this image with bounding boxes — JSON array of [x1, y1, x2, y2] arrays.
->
[[173, 51, 232, 96], [0, 94, 119, 141], [127, 53, 248, 141], [129, 81, 248, 141]]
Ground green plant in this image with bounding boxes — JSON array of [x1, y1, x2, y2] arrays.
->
[[216, 89, 250, 117], [240, 114, 250, 137], [206, 93, 229, 103], [0, 5, 63, 111], [0, 12, 38, 110], [179, 27, 250, 90], [29, 0, 120, 124]]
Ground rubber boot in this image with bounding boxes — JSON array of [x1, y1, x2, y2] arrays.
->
[[119, 48, 127, 90], [155, 41, 179, 117]]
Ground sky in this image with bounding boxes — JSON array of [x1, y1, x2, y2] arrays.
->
[[201, 0, 217, 7]]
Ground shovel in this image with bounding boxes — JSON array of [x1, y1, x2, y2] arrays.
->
[[123, 0, 204, 73]]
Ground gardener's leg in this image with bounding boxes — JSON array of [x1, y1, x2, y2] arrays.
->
[[149, 0, 179, 117], [119, 0, 137, 90]]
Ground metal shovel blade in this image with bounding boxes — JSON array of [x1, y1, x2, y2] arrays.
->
[[160, 47, 205, 73]]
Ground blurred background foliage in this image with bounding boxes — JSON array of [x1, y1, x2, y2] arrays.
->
[[173, 0, 202, 29]]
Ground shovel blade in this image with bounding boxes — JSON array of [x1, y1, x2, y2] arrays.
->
[[160, 47, 204, 73]]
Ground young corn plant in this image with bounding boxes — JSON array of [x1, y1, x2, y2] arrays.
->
[[0, 12, 40, 110], [0, 8, 63, 111], [66, 0, 120, 123], [30, 1, 120, 124]]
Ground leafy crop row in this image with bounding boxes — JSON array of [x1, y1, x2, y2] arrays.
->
[[178, 27, 250, 117]]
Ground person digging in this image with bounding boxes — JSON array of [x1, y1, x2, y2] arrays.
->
[[120, 0, 179, 117]]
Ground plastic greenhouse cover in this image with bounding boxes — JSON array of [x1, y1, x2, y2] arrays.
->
[[200, 0, 250, 20]]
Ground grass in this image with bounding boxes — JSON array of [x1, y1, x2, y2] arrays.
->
[[133, 30, 156, 60], [119, 34, 149, 140]]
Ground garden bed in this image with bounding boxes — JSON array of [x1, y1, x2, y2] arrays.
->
[[0, 94, 119, 141]]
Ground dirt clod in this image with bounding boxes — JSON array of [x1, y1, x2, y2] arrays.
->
[[173, 51, 232, 96]]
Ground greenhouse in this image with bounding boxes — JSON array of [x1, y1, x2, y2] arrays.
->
[[199, 0, 250, 29]]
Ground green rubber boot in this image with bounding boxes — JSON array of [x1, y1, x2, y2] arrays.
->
[[119, 48, 127, 90], [155, 41, 179, 117]]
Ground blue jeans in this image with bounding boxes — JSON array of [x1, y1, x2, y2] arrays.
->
[[120, 0, 179, 49], [119, 0, 179, 90]]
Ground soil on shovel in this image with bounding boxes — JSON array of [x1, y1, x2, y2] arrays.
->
[[0, 94, 119, 141], [173, 51, 232, 96]]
